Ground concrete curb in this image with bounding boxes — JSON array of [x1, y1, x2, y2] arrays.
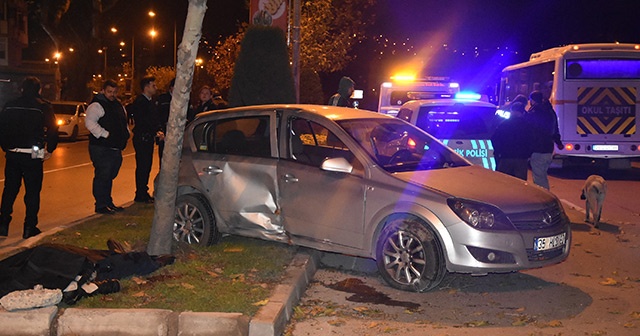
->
[[0, 248, 321, 336]]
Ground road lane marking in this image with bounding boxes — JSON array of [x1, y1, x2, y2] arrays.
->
[[0, 153, 135, 182]]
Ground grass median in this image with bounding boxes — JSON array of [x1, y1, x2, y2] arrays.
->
[[42, 202, 297, 315]]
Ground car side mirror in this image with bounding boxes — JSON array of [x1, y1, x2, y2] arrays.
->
[[321, 157, 353, 174]]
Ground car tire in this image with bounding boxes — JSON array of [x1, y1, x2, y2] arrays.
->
[[174, 194, 221, 246], [375, 217, 446, 292], [70, 125, 78, 141]]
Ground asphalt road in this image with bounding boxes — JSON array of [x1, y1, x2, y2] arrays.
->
[[0, 137, 159, 249]]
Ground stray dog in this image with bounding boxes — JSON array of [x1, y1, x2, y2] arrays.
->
[[580, 175, 607, 228]]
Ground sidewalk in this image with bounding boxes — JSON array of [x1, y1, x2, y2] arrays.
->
[[0, 213, 320, 336]]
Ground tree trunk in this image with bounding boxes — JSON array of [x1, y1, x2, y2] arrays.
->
[[147, 0, 207, 256]]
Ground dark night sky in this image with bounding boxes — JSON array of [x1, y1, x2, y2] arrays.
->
[[26, 0, 640, 105]]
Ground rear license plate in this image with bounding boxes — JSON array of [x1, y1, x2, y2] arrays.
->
[[534, 233, 566, 251]]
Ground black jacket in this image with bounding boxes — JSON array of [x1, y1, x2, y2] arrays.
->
[[526, 102, 561, 154], [0, 95, 58, 153], [88, 94, 130, 150], [128, 94, 161, 137], [492, 115, 534, 159]]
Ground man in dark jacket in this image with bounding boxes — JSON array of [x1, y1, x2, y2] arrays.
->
[[526, 91, 563, 190], [328, 76, 355, 107], [155, 78, 174, 164], [128, 76, 161, 203], [0, 76, 58, 239], [85, 79, 130, 214], [491, 102, 533, 180]]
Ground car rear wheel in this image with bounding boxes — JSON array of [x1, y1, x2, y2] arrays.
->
[[174, 194, 220, 246], [376, 217, 446, 292]]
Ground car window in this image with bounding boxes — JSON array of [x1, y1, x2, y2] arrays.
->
[[337, 118, 469, 172], [192, 116, 271, 157], [52, 104, 77, 115], [415, 104, 500, 139], [289, 117, 361, 170]]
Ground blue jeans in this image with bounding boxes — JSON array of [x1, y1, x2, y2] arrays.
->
[[530, 152, 553, 190], [89, 145, 123, 208]]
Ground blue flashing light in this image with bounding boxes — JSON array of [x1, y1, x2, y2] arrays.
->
[[455, 92, 481, 100]]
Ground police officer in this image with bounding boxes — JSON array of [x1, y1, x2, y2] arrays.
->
[[0, 77, 58, 239], [128, 76, 161, 203]]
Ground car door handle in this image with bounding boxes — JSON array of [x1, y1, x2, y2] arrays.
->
[[283, 173, 298, 183], [203, 166, 223, 175]]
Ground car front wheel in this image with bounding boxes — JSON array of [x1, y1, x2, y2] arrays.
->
[[376, 218, 446, 292], [174, 194, 220, 246]]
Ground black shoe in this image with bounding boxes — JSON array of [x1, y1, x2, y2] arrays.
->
[[22, 227, 41, 239], [108, 204, 125, 212], [0, 226, 7, 237], [91, 279, 121, 295], [96, 207, 116, 214], [134, 195, 154, 203]]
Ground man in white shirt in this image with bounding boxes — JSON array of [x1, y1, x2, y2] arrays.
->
[[85, 79, 130, 214]]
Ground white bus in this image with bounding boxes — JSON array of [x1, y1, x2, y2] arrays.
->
[[499, 43, 640, 169]]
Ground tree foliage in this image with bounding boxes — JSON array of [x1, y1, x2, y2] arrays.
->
[[145, 66, 177, 94], [228, 26, 295, 107], [207, 0, 375, 93], [300, 0, 375, 72]]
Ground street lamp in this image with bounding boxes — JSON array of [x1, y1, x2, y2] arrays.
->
[[98, 48, 107, 77]]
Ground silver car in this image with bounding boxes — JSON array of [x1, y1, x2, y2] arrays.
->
[[175, 104, 571, 292]]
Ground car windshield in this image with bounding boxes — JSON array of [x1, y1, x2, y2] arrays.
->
[[52, 104, 77, 115], [415, 104, 500, 139], [337, 118, 469, 173]]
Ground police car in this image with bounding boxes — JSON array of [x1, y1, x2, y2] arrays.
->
[[397, 93, 500, 170]]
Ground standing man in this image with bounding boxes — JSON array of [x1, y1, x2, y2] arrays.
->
[[85, 79, 130, 214], [491, 102, 533, 180], [128, 76, 161, 203], [0, 77, 58, 238], [328, 76, 355, 107], [156, 78, 174, 165], [526, 90, 563, 190]]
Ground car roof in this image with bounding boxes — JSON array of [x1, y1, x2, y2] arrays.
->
[[197, 104, 395, 122], [401, 99, 497, 110]]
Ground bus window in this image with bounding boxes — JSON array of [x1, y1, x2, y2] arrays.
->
[[566, 59, 640, 79]]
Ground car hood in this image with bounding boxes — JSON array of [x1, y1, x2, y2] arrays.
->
[[395, 166, 556, 213]]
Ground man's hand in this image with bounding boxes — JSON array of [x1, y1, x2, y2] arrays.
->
[[43, 150, 52, 161]]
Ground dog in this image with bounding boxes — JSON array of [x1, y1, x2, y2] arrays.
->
[[580, 175, 607, 228]]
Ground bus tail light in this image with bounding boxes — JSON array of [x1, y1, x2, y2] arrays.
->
[[564, 143, 574, 151]]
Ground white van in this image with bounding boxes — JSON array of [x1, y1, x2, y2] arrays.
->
[[377, 77, 460, 116]]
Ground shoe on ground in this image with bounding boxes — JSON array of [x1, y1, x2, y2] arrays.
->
[[22, 227, 41, 239], [108, 204, 125, 212], [0, 226, 8, 237], [95, 207, 116, 215], [134, 195, 154, 203]]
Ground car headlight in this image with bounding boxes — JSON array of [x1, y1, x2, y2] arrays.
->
[[447, 198, 514, 230], [57, 118, 71, 126]]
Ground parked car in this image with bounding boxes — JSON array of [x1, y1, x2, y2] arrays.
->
[[397, 96, 501, 170], [175, 104, 571, 292], [51, 101, 89, 141]]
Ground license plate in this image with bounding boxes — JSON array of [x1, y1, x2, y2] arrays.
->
[[534, 233, 566, 251]]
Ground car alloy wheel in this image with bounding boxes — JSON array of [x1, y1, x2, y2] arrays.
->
[[174, 194, 220, 246], [376, 217, 446, 292]]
